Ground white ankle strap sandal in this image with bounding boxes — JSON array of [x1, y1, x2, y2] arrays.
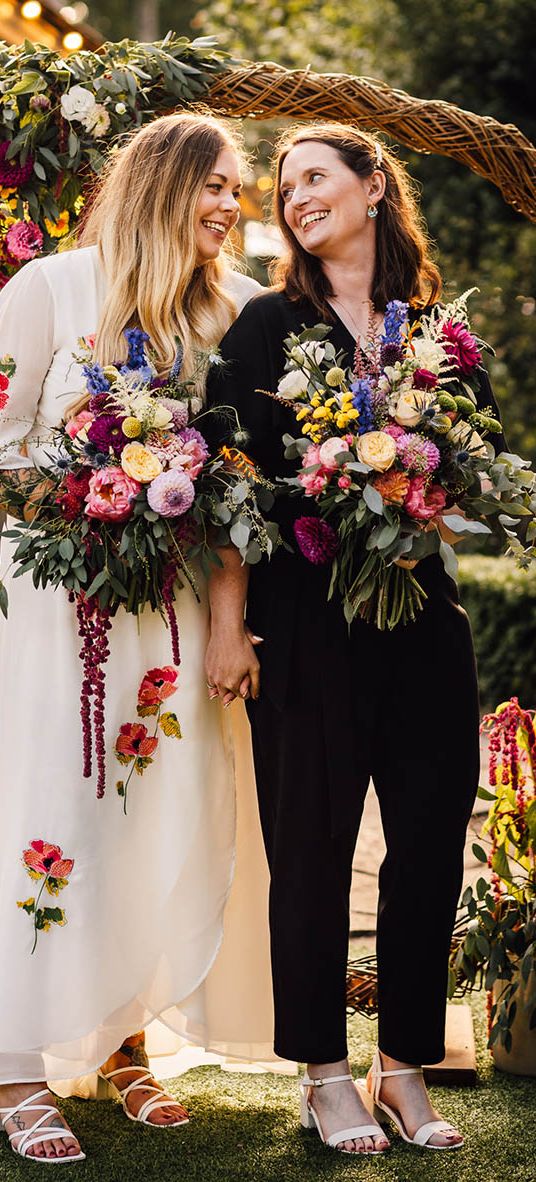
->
[[361, 1048, 464, 1150], [300, 1072, 389, 1154]]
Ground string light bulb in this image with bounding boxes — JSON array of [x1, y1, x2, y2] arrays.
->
[[21, 1, 43, 18], [62, 31, 84, 50]]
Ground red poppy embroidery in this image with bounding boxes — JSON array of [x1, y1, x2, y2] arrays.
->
[[17, 840, 74, 955], [115, 666, 182, 814]]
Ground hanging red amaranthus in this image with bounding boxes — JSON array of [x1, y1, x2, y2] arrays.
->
[[75, 595, 112, 799]]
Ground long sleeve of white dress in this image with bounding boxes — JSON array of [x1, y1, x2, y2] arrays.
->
[[0, 259, 55, 469]]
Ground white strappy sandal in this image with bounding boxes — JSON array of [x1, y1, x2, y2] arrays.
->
[[361, 1048, 464, 1150], [299, 1072, 389, 1155], [97, 1067, 189, 1127], [0, 1088, 86, 1163]]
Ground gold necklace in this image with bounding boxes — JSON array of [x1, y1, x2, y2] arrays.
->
[[329, 296, 380, 348]]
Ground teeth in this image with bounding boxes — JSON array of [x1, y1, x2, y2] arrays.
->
[[203, 221, 226, 233], [301, 211, 329, 228]]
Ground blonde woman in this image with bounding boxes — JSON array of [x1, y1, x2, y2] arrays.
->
[[0, 113, 263, 1163]]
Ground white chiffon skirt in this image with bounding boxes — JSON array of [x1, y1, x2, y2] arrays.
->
[[0, 539, 278, 1085]]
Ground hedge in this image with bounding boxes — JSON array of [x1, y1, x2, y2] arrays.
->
[[458, 555, 536, 710]]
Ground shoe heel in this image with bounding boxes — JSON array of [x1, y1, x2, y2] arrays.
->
[[95, 1072, 116, 1101], [299, 1089, 316, 1130]]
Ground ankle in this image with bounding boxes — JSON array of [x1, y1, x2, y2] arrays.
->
[[306, 1058, 350, 1080], [379, 1050, 420, 1072]]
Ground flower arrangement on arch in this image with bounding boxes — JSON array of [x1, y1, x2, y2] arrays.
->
[[266, 291, 536, 628], [0, 332, 277, 800]]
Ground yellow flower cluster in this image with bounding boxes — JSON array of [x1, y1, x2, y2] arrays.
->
[[297, 389, 359, 443], [44, 210, 70, 239]]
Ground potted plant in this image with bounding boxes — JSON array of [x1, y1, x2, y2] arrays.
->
[[449, 697, 536, 1074]]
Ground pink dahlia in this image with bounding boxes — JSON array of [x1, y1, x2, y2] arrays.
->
[[85, 466, 141, 521], [5, 220, 43, 262], [294, 516, 339, 565], [146, 467, 195, 516], [404, 475, 446, 522], [441, 320, 482, 375], [396, 432, 440, 475], [0, 141, 34, 186]]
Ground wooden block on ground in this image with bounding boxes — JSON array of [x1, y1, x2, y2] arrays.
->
[[423, 1004, 477, 1086]]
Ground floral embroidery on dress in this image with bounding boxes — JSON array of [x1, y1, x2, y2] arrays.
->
[[0, 354, 15, 411], [17, 840, 74, 955], [115, 666, 182, 814]]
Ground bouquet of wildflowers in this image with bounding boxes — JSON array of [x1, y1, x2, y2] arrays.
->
[[268, 292, 536, 629], [0, 330, 277, 798]]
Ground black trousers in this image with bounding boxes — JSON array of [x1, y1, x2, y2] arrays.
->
[[246, 589, 479, 1066]]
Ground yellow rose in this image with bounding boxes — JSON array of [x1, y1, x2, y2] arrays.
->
[[394, 389, 435, 427], [121, 443, 162, 483], [356, 431, 397, 472]]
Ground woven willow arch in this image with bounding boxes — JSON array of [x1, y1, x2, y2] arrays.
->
[[207, 63, 536, 222]]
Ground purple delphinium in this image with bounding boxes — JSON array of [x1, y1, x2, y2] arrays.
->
[[83, 363, 110, 396], [147, 468, 195, 517], [87, 414, 126, 456], [396, 432, 441, 475], [351, 378, 374, 435], [294, 517, 339, 565], [381, 300, 409, 345]]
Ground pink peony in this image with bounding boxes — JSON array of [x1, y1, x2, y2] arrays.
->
[[146, 467, 195, 516], [5, 220, 43, 261], [318, 436, 347, 470], [65, 410, 93, 438], [413, 368, 438, 390], [441, 320, 482, 375], [298, 444, 330, 495], [404, 475, 447, 521], [84, 466, 141, 521], [170, 427, 209, 480]]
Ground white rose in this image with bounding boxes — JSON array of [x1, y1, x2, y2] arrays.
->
[[85, 105, 111, 138], [277, 370, 309, 399], [151, 403, 173, 429], [60, 85, 97, 123], [411, 337, 447, 375], [447, 420, 488, 458], [394, 389, 435, 427]]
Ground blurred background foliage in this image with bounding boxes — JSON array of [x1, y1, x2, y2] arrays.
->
[[83, 0, 535, 461]]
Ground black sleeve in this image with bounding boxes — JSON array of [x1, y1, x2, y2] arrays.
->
[[475, 364, 509, 455], [206, 294, 296, 478]]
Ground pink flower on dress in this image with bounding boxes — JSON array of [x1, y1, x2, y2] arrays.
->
[[5, 220, 43, 261], [85, 466, 141, 522], [0, 372, 9, 411], [22, 840, 74, 880], [441, 320, 482, 374], [138, 666, 178, 711], [65, 410, 94, 439], [404, 475, 447, 521], [115, 723, 159, 760]]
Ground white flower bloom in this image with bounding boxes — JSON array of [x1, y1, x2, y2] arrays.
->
[[394, 389, 435, 427], [189, 396, 204, 415], [151, 403, 173, 429], [290, 341, 326, 367], [60, 85, 97, 123], [411, 337, 448, 375], [115, 102, 127, 115], [85, 105, 111, 138], [277, 370, 309, 399]]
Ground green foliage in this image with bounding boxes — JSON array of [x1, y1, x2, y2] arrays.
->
[[458, 555, 536, 709]]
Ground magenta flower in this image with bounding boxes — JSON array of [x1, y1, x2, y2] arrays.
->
[[0, 141, 34, 186], [383, 423, 406, 441], [87, 414, 126, 455], [413, 368, 438, 390], [5, 220, 43, 261], [396, 432, 440, 475], [294, 516, 339, 564], [441, 320, 482, 375], [85, 466, 141, 521], [147, 467, 195, 517], [404, 475, 446, 521]]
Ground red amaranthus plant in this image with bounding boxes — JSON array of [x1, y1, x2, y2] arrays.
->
[[449, 698, 536, 1051]]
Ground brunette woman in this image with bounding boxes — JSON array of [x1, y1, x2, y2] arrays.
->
[[206, 123, 505, 1155]]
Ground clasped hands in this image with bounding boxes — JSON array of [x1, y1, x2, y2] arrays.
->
[[205, 626, 262, 708]]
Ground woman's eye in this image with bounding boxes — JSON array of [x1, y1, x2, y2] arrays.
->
[[208, 183, 222, 192], [281, 188, 293, 202], [310, 172, 323, 183]]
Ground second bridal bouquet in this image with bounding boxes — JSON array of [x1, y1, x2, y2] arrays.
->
[[267, 291, 536, 628], [0, 330, 277, 797]]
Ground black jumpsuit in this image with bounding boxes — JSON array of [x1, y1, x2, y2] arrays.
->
[[208, 289, 506, 1065]]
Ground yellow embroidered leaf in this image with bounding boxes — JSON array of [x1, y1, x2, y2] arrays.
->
[[159, 712, 182, 739], [115, 751, 132, 766], [137, 704, 159, 718]]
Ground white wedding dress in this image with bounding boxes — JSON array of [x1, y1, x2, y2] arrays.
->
[[0, 246, 278, 1086]]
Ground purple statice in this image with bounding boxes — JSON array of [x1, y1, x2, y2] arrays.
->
[[83, 363, 110, 395], [351, 378, 374, 435], [381, 300, 409, 345], [87, 414, 126, 456], [293, 517, 339, 565], [147, 468, 195, 517], [396, 432, 440, 475]]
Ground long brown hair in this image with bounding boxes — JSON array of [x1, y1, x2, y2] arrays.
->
[[271, 122, 441, 316], [78, 112, 245, 388]]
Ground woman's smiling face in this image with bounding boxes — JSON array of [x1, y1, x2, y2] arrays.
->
[[279, 141, 383, 260], [195, 146, 242, 263]]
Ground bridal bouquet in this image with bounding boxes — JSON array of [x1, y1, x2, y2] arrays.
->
[[0, 331, 277, 797], [268, 291, 536, 628]]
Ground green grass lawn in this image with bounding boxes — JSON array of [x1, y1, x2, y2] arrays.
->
[[1, 991, 534, 1182]]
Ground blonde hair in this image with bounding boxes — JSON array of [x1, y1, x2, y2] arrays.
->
[[78, 112, 245, 388]]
